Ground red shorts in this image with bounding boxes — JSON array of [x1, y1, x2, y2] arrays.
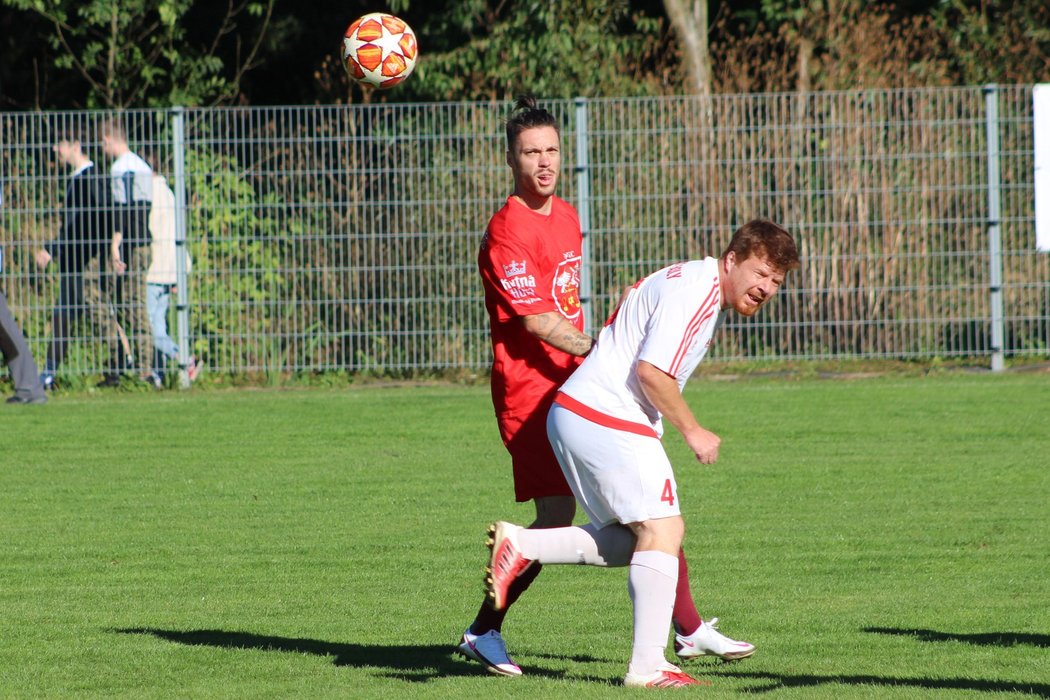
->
[[497, 407, 574, 502]]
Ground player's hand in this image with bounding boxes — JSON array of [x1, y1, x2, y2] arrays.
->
[[684, 426, 721, 464]]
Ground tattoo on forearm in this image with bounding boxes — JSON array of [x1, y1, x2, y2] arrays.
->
[[541, 316, 594, 356]]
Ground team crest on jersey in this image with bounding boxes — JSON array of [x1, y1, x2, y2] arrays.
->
[[553, 253, 582, 320]]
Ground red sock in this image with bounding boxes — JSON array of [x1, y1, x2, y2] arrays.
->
[[672, 548, 702, 636], [469, 562, 544, 635]]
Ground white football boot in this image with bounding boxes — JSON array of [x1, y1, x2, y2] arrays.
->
[[458, 629, 522, 676], [674, 618, 756, 661]]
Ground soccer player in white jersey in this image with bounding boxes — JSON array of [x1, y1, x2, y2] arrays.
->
[[480, 219, 800, 688]]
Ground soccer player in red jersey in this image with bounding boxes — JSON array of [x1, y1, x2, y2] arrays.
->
[[458, 95, 751, 677]]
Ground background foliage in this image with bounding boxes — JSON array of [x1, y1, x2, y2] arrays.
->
[[0, 0, 1047, 108], [0, 0, 276, 108], [2, 86, 1044, 379], [1, 2, 1046, 378]]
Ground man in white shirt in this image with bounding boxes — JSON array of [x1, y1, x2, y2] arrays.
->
[[100, 118, 153, 386], [481, 219, 800, 688]]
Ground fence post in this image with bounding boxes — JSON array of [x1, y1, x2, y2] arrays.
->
[[574, 97, 594, 333], [171, 106, 192, 387], [984, 85, 1005, 372]]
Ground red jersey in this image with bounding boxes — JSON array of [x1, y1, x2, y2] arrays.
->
[[478, 195, 585, 419]]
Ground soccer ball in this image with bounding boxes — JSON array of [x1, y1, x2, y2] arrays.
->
[[342, 12, 418, 89]]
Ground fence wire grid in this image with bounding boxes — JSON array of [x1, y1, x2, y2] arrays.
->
[[0, 86, 1046, 380]]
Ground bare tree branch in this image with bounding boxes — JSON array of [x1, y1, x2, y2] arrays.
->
[[223, 0, 275, 105]]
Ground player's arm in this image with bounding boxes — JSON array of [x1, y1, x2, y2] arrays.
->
[[521, 311, 594, 357], [635, 360, 720, 464]]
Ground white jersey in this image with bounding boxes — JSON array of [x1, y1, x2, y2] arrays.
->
[[110, 151, 153, 204], [559, 257, 724, 438]]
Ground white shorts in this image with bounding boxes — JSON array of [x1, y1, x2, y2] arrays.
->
[[546, 403, 681, 527]]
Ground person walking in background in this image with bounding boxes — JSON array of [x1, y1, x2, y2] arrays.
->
[[0, 263, 48, 405], [458, 95, 747, 678], [99, 118, 153, 387], [483, 220, 800, 688], [35, 129, 111, 390], [143, 153, 198, 385], [0, 183, 47, 405]]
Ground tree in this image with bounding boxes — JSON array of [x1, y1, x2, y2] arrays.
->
[[0, 0, 276, 108], [662, 0, 712, 96], [928, 0, 1050, 85], [390, 0, 672, 102]]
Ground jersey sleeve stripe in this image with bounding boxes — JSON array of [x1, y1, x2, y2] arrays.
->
[[668, 285, 719, 375], [554, 392, 660, 439]]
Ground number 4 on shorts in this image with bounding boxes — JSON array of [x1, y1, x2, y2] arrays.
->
[[661, 479, 675, 506]]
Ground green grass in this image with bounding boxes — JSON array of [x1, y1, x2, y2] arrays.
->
[[1, 374, 1048, 698]]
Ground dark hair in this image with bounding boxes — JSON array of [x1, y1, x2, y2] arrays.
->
[[722, 219, 800, 271], [505, 95, 559, 150]]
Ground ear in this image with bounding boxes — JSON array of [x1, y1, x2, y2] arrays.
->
[[505, 149, 512, 168], [722, 251, 736, 273]]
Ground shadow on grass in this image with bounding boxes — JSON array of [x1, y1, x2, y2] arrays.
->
[[115, 627, 611, 684], [864, 627, 1050, 649], [710, 670, 1049, 698]]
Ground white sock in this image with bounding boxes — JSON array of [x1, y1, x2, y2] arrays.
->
[[626, 550, 679, 676], [517, 523, 635, 566]]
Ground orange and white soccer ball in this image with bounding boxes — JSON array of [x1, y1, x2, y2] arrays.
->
[[342, 12, 418, 89]]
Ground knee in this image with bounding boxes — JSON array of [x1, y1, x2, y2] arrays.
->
[[631, 516, 685, 555], [531, 495, 576, 528]]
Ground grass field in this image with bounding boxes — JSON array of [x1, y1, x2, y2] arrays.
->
[[2, 373, 1048, 698]]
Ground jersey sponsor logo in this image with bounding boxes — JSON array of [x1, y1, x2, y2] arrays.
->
[[500, 274, 538, 300], [665, 262, 684, 279], [503, 260, 527, 277], [553, 253, 582, 320]]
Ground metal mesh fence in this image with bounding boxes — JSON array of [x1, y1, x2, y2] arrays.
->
[[0, 86, 1045, 381]]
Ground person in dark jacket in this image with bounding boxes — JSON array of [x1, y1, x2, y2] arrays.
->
[[35, 129, 111, 388]]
